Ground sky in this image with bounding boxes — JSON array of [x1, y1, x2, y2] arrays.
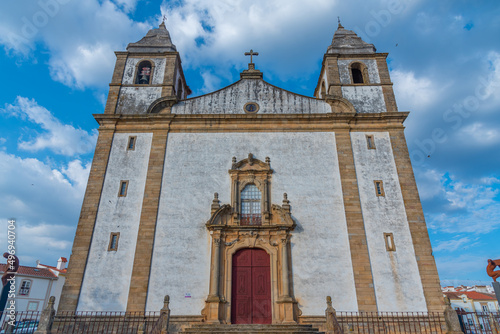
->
[[0, 0, 499, 287]]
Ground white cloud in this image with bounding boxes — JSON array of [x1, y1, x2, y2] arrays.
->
[[161, 0, 340, 81], [0, 0, 149, 89], [0, 151, 90, 265], [391, 69, 440, 111], [200, 71, 222, 94], [458, 122, 500, 146], [3, 96, 97, 156], [415, 168, 444, 200], [425, 174, 500, 234], [433, 237, 476, 252]]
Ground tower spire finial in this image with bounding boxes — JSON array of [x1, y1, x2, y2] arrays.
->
[[160, 15, 167, 28], [338, 16, 343, 29]]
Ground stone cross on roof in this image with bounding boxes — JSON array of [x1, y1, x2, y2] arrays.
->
[[244, 49, 259, 64]]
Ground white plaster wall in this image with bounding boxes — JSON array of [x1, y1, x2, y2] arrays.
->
[[122, 57, 166, 85], [146, 132, 357, 315], [78, 133, 153, 311], [172, 80, 331, 114], [116, 87, 162, 114], [338, 59, 381, 84], [12, 275, 53, 312], [341, 86, 386, 113], [351, 132, 427, 312]]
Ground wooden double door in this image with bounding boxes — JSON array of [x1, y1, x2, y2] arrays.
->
[[231, 248, 272, 324]]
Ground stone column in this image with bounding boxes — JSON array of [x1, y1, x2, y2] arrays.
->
[[209, 238, 221, 299], [278, 237, 295, 324], [205, 236, 222, 323], [281, 238, 290, 298]]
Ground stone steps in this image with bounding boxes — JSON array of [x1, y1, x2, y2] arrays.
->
[[182, 324, 325, 333]]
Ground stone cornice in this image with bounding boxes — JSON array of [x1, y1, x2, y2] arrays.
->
[[93, 111, 408, 132]]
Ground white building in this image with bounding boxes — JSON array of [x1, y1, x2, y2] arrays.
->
[[0, 257, 67, 314]]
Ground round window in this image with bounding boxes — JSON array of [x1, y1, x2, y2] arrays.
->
[[243, 102, 259, 114]]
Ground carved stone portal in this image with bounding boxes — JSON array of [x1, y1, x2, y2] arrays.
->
[[202, 154, 299, 324]]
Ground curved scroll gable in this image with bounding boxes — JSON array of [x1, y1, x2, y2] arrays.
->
[[271, 204, 295, 228], [206, 204, 231, 226], [324, 95, 357, 114], [146, 96, 178, 114], [230, 153, 272, 172]]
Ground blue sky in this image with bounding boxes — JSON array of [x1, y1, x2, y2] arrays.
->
[[0, 0, 499, 286]]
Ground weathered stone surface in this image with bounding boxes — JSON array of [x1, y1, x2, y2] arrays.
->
[[350, 132, 427, 312], [116, 87, 162, 114], [341, 86, 386, 113], [171, 79, 331, 115], [77, 133, 153, 311], [327, 25, 376, 54]]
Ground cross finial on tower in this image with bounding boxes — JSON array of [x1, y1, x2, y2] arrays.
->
[[244, 49, 259, 65], [160, 15, 167, 28], [338, 16, 343, 29]]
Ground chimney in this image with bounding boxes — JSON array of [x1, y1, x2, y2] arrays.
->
[[57, 257, 67, 271]]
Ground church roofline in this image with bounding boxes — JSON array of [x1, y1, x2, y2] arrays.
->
[[181, 76, 320, 103]]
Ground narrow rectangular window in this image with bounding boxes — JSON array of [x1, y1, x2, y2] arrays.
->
[[374, 180, 385, 196], [108, 232, 120, 251], [384, 233, 396, 251], [118, 181, 128, 197], [366, 135, 376, 149], [127, 136, 136, 150]]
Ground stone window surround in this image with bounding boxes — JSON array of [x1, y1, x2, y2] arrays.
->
[[108, 232, 120, 251], [118, 180, 129, 197], [133, 59, 156, 86], [374, 180, 385, 197], [348, 61, 370, 85], [366, 135, 376, 149], [127, 136, 137, 151], [384, 232, 396, 251]]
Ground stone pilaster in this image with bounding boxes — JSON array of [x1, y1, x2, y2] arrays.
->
[[126, 130, 169, 312], [389, 129, 444, 312], [104, 52, 128, 114], [335, 129, 378, 312], [58, 123, 116, 311]]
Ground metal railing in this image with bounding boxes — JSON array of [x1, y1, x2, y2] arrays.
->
[[0, 311, 41, 334], [54, 311, 160, 334], [456, 311, 500, 334], [337, 312, 446, 333]]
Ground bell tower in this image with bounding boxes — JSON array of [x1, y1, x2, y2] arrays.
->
[[314, 22, 397, 114], [104, 21, 191, 115]]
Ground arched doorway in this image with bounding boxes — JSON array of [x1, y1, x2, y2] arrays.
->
[[231, 248, 271, 324]]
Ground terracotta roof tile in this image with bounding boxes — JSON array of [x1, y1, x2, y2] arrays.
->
[[444, 291, 496, 300], [0, 264, 57, 279]]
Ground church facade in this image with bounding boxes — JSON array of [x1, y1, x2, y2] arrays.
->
[[59, 21, 444, 324]]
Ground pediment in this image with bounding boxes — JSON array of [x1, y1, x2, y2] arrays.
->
[[230, 153, 271, 173], [171, 78, 332, 115]]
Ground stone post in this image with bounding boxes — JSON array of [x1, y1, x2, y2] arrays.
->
[[325, 296, 337, 333], [160, 295, 170, 334], [34, 296, 56, 334], [443, 296, 464, 334]]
